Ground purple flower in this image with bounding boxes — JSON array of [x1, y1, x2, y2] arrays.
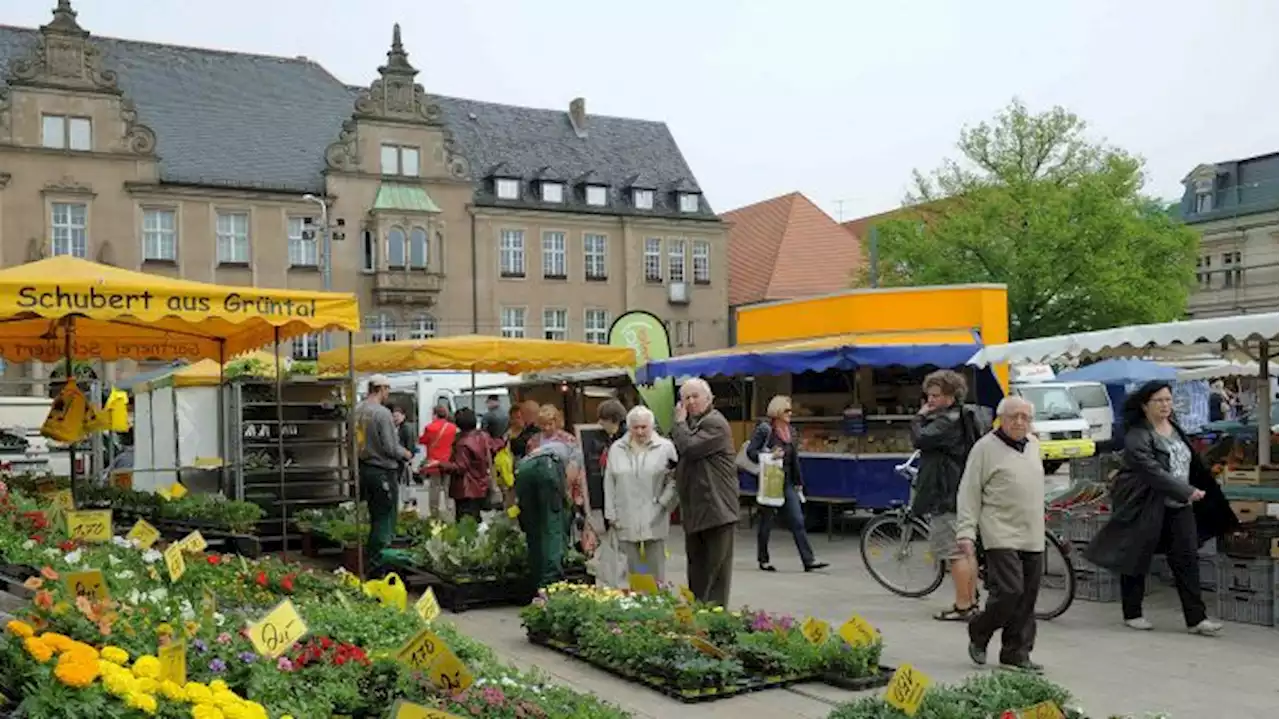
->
[[208, 658, 227, 673], [277, 656, 294, 671], [192, 639, 208, 653], [238, 652, 257, 663]]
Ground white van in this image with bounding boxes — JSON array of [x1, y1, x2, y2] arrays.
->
[[1009, 382, 1096, 471], [1058, 381, 1115, 447]]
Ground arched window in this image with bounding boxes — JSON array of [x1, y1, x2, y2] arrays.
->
[[409, 315, 437, 340], [409, 227, 428, 269], [386, 227, 406, 268]]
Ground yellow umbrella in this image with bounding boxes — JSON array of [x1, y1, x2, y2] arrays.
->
[[317, 335, 636, 375]]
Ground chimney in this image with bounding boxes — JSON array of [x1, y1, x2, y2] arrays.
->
[[569, 97, 587, 138]]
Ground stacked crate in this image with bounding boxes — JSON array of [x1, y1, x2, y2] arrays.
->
[[1062, 511, 1121, 602], [1216, 519, 1279, 627]]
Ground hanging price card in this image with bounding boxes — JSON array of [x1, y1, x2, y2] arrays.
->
[[884, 663, 930, 716], [65, 569, 109, 602], [127, 519, 161, 549], [414, 588, 441, 623], [628, 573, 659, 595], [838, 614, 879, 647], [427, 650, 474, 694], [1016, 701, 1066, 719], [396, 628, 446, 671], [159, 639, 187, 686], [247, 599, 308, 659], [66, 510, 112, 543], [179, 530, 207, 553], [388, 699, 465, 718], [800, 616, 831, 645], [163, 544, 186, 582]]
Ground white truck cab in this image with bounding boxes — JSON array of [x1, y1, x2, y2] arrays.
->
[[1009, 380, 1097, 472]]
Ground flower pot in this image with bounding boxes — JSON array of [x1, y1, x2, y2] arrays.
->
[[341, 543, 361, 573]]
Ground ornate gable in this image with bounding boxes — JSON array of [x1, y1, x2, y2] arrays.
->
[[7, 1, 119, 95]]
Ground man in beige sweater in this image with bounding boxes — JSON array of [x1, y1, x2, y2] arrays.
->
[[956, 395, 1046, 673]]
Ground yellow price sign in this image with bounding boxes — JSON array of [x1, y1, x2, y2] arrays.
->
[[838, 614, 879, 648], [66, 510, 112, 543], [247, 599, 308, 659], [46, 489, 74, 512], [674, 604, 696, 627], [688, 636, 727, 659], [678, 585, 696, 604], [884, 663, 930, 716], [800, 616, 831, 645], [159, 639, 187, 686], [389, 699, 464, 718], [427, 650, 474, 694], [163, 544, 186, 582], [65, 569, 109, 602], [396, 628, 446, 671], [1016, 701, 1066, 719], [126, 519, 161, 550], [179, 530, 207, 553], [414, 588, 441, 623], [628, 573, 660, 595], [168, 483, 188, 499]]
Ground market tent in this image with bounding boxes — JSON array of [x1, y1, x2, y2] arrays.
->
[[1056, 358, 1177, 385], [1178, 362, 1279, 381], [131, 351, 287, 393], [316, 335, 636, 375], [0, 256, 361, 362]]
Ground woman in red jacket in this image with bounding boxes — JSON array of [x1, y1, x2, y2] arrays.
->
[[440, 408, 499, 522]]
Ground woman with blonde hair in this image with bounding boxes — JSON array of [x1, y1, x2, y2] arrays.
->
[[603, 405, 679, 581], [746, 395, 827, 572]]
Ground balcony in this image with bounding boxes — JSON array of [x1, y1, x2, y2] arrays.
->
[[373, 269, 444, 306]]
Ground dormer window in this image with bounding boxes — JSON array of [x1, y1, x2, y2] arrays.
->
[[585, 185, 608, 207], [679, 192, 700, 213], [633, 189, 654, 210], [496, 178, 521, 200], [380, 144, 420, 177], [541, 182, 564, 203]]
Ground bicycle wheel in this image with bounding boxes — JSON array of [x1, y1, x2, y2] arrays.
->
[[1035, 531, 1076, 620], [860, 514, 946, 598]]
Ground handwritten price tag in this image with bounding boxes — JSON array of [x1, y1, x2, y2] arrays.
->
[[800, 616, 831, 645], [163, 544, 186, 582], [47, 489, 74, 512], [628, 573, 660, 595], [428, 650, 474, 693], [389, 699, 465, 718], [414, 588, 441, 623], [397, 628, 446, 671], [66, 510, 112, 543], [838, 614, 878, 648], [127, 519, 161, 550], [1016, 701, 1066, 719], [884, 663, 930, 716], [65, 569, 109, 602], [179, 530, 207, 553], [159, 639, 187, 686], [247, 599, 308, 659]]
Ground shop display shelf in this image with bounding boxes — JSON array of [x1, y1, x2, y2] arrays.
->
[[1216, 588, 1278, 627]]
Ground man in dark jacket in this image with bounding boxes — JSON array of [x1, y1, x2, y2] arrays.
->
[[912, 369, 981, 621]]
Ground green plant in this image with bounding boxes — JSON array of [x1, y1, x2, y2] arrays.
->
[[825, 672, 1084, 719]]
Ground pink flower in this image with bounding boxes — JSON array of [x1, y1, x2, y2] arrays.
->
[[216, 632, 233, 644], [277, 656, 293, 671], [481, 686, 506, 706], [532, 597, 546, 608]]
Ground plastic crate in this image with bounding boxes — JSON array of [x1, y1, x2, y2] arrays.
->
[[1075, 568, 1121, 602], [1216, 589, 1278, 627], [1221, 520, 1279, 559], [1069, 456, 1103, 483], [1216, 557, 1278, 594], [1062, 512, 1110, 543], [1199, 556, 1219, 591]]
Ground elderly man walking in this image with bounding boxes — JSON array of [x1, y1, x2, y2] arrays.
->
[[956, 396, 1046, 674], [672, 378, 738, 606]]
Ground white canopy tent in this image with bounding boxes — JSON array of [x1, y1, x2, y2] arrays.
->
[[968, 312, 1279, 463], [1176, 361, 1279, 382]]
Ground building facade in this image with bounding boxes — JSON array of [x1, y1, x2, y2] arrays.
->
[[0, 2, 727, 387], [1178, 152, 1279, 318]]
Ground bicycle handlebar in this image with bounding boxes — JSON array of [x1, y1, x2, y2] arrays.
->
[[894, 450, 921, 475]]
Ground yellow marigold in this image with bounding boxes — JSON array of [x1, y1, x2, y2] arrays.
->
[[158, 679, 186, 701], [104, 671, 137, 697], [209, 679, 229, 692], [62, 641, 98, 663], [101, 646, 130, 665], [184, 682, 213, 704], [5, 619, 34, 638], [54, 657, 100, 688], [212, 690, 240, 709], [221, 704, 248, 719], [23, 636, 54, 663], [125, 691, 158, 715], [131, 655, 161, 679], [38, 632, 73, 652], [135, 677, 158, 693], [240, 701, 269, 719], [193, 706, 226, 719], [155, 623, 174, 637]]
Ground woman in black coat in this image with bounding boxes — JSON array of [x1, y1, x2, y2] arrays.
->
[[747, 395, 828, 573], [1084, 381, 1238, 635]]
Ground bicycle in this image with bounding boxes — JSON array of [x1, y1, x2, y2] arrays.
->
[[859, 451, 1076, 620]]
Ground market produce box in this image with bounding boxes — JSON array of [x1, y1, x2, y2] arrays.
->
[[1230, 500, 1270, 523], [1223, 466, 1280, 487], [1221, 519, 1280, 559]]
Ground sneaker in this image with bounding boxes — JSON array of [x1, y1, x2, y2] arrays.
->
[[998, 659, 1044, 674], [1187, 619, 1223, 636], [1124, 617, 1153, 631], [967, 642, 987, 666]]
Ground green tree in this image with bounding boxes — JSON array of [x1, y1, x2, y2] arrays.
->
[[862, 99, 1198, 340]]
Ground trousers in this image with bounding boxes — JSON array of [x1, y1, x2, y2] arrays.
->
[[969, 549, 1042, 664], [686, 522, 735, 607], [1121, 505, 1206, 626], [359, 464, 399, 570], [757, 482, 815, 566]]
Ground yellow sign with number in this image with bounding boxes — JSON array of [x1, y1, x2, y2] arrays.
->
[[247, 599, 308, 659], [389, 700, 465, 719], [838, 614, 879, 648], [800, 616, 831, 645], [179, 530, 207, 553], [127, 519, 161, 550], [1017, 701, 1066, 719], [678, 585, 696, 604], [65, 569, 109, 602], [48, 489, 74, 512], [628, 573, 660, 595], [66, 510, 112, 543], [427, 650, 474, 693], [674, 604, 696, 627], [163, 544, 186, 582], [414, 588, 441, 623], [159, 640, 187, 686], [397, 628, 446, 671], [884, 663, 930, 716]]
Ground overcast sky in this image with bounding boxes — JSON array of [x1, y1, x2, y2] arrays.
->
[[9, 0, 1278, 220]]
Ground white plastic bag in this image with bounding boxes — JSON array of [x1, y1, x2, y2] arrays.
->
[[589, 529, 628, 589], [756, 454, 785, 507]]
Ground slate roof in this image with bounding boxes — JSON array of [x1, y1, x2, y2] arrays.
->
[[725, 192, 861, 306], [0, 23, 716, 219]]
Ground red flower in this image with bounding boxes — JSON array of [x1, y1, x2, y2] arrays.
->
[[206, 555, 220, 565], [58, 540, 77, 552], [30, 535, 44, 544], [280, 574, 295, 593], [255, 571, 268, 588]]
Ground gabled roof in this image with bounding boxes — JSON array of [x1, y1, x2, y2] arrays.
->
[[725, 192, 861, 306]]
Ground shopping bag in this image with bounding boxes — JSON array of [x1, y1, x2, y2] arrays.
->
[[589, 529, 627, 589], [41, 381, 88, 443], [494, 446, 515, 487], [756, 454, 785, 507], [106, 388, 130, 432], [735, 441, 760, 475]]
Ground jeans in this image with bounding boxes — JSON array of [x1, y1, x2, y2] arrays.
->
[[1120, 505, 1206, 627], [757, 482, 815, 566], [359, 464, 399, 571]]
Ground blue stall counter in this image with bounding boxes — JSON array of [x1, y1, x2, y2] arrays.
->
[[738, 453, 912, 512]]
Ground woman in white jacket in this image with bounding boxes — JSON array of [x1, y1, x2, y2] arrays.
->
[[603, 406, 679, 582]]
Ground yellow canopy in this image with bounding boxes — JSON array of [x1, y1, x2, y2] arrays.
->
[[317, 335, 637, 375], [132, 351, 288, 393], [0, 256, 360, 362]]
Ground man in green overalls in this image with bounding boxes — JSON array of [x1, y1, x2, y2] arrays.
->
[[514, 439, 581, 589], [352, 374, 412, 573]]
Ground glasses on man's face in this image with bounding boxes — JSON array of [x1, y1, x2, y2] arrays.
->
[[1005, 413, 1033, 423]]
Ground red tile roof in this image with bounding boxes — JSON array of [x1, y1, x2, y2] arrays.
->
[[725, 192, 862, 306]]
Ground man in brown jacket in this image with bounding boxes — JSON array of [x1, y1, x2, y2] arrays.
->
[[672, 378, 738, 606]]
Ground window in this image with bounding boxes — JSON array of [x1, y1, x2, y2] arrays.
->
[[142, 209, 177, 261], [215, 211, 250, 264], [51, 203, 88, 258], [584, 309, 610, 344], [542, 231, 566, 279], [291, 333, 320, 360], [679, 193, 700, 213], [692, 240, 710, 284], [585, 185, 608, 207], [686, 320, 695, 348], [501, 307, 526, 338], [1195, 255, 1212, 289], [41, 115, 91, 151], [1222, 251, 1243, 288], [633, 189, 654, 210], [380, 144, 419, 176], [669, 320, 683, 348], [1195, 191, 1213, 213], [643, 238, 663, 282], [500, 229, 525, 277], [496, 178, 520, 200], [386, 227, 407, 268], [369, 314, 397, 343], [543, 308, 568, 341], [361, 230, 376, 272], [288, 217, 318, 267], [408, 227, 428, 269], [541, 182, 564, 203], [584, 233, 607, 280], [667, 239, 686, 283], [409, 315, 437, 340]]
